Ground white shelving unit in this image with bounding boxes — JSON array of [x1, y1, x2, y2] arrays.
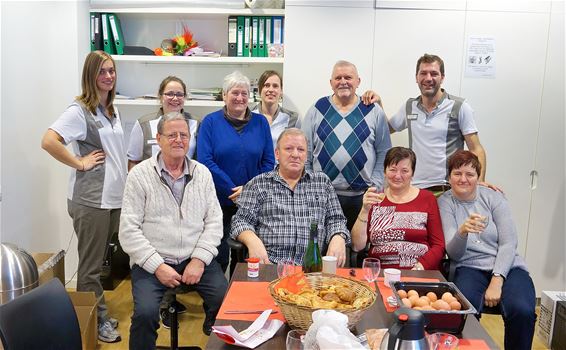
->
[[90, 6, 285, 118], [111, 55, 283, 64], [90, 7, 284, 15], [114, 99, 225, 107]]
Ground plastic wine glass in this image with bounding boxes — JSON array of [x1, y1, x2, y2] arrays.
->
[[277, 258, 295, 278], [286, 329, 305, 350], [362, 257, 381, 292], [371, 186, 385, 209], [470, 213, 488, 244]]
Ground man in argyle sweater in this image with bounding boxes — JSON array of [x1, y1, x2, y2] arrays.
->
[[301, 60, 392, 232]]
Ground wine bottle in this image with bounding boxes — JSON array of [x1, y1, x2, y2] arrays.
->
[[303, 221, 322, 273]]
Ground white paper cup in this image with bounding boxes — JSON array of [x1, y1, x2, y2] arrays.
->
[[383, 268, 401, 288], [322, 256, 337, 274]]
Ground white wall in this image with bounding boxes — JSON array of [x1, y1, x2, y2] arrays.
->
[[284, 0, 565, 292], [1, 0, 90, 284], [524, 1, 566, 291]]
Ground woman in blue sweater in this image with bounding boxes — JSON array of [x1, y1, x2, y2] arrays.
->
[[197, 71, 275, 272]]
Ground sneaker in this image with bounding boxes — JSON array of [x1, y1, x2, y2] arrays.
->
[[159, 308, 179, 330], [98, 320, 121, 343], [108, 317, 119, 329], [172, 300, 187, 314]]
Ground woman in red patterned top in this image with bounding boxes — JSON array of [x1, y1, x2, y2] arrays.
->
[[351, 147, 445, 270]]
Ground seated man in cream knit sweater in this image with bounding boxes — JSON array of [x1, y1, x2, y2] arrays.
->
[[119, 112, 227, 350]]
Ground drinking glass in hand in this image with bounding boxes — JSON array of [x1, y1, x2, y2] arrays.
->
[[286, 329, 305, 350], [470, 213, 488, 244], [277, 259, 294, 278], [362, 258, 381, 283]]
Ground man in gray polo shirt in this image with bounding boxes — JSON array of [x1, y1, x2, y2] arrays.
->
[[386, 54, 487, 193]]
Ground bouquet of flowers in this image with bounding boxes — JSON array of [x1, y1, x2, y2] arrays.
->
[[154, 24, 199, 56]]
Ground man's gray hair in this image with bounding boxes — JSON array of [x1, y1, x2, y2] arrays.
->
[[331, 60, 359, 77], [275, 128, 308, 149], [157, 111, 190, 135], [222, 71, 251, 95]]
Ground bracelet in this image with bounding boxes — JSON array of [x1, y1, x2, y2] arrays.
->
[[357, 215, 368, 223]]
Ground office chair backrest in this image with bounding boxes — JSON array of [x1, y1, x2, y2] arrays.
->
[[0, 278, 82, 350]]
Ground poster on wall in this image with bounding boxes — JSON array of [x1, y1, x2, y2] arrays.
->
[[465, 36, 496, 78]]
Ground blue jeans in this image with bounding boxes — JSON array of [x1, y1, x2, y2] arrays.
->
[[129, 259, 228, 350], [454, 266, 536, 350]]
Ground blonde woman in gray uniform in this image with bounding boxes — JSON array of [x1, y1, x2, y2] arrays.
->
[[41, 50, 126, 343], [252, 70, 299, 150]]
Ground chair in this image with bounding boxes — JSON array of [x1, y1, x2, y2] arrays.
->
[[0, 278, 82, 350], [228, 238, 247, 276], [156, 285, 201, 350]]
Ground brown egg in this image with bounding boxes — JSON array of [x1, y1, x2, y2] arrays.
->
[[432, 299, 451, 310], [441, 292, 456, 303], [426, 292, 438, 302], [401, 298, 412, 308], [415, 297, 430, 308], [449, 300, 462, 310], [397, 289, 408, 299], [422, 305, 435, 310], [413, 306, 423, 310], [407, 290, 419, 298], [408, 294, 420, 307]]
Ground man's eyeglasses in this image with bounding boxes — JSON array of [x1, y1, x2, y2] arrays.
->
[[162, 132, 189, 141], [163, 92, 186, 99]]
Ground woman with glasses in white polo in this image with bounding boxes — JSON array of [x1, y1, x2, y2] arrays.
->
[[127, 76, 198, 170]]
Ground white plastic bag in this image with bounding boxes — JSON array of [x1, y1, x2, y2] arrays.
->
[[303, 310, 366, 350]]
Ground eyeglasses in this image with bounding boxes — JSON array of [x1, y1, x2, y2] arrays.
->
[[162, 132, 189, 141], [163, 91, 186, 99]]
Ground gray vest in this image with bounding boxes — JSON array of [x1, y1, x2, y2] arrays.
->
[[73, 103, 109, 206], [405, 93, 465, 150]]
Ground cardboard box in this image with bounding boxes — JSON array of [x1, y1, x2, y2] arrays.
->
[[551, 301, 566, 350], [68, 291, 97, 350], [536, 291, 566, 347], [32, 251, 65, 286]]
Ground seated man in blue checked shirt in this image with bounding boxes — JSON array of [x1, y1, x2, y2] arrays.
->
[[230, 128, 350, 267]]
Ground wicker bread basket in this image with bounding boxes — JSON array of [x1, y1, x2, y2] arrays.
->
[[268, 273, 376, 330]]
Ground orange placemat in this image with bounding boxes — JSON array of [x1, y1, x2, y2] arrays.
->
[[458, 339, 491, 349], [336, 268, 439, 312], [216, 281, 286, 322]]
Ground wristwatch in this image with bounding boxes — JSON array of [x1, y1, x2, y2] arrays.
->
[[493, 273, 504, 279]]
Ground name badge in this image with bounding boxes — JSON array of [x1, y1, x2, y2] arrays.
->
[[95, 120, 104, 128], [147, 139, 158, 145], [408, 114, 418, 120]]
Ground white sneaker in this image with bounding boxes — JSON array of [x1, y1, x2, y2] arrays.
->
[[98, 320, 121, 343], [108, 317, 119, 329]]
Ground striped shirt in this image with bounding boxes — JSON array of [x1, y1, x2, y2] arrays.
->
[[231, 168, 350, 264]]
